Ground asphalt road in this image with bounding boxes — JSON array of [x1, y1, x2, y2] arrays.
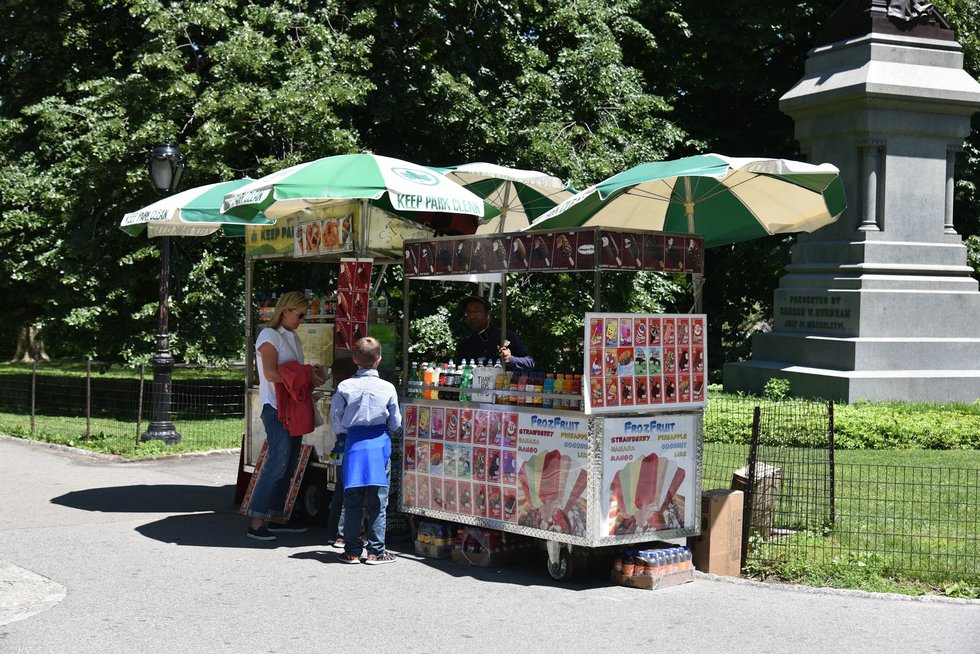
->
[[1, 436, 977, 654]]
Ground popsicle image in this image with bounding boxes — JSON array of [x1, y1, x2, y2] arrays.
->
[[512, 238, 529, 268], [555, 234, 575, 267], [470, 240, 487, 270], [658, 465, 686, 514], [622, 235, 640, 267], [436, 242, 453, 269], [531, 236, 551, 267], [491, 239, 508, 268], [455, 241, 471, 271], [420, 244, 435, 273], [404, 247, 418, 274], [601, 235, 622, 267], [356, 262, 370, 289]]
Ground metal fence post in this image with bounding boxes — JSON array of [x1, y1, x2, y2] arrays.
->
[[740, 405, 761, 571], [828, 400, 836, 527], [137, 363, 146, 447], [86, 358, 92, 443], [30, 360, 37, 434]]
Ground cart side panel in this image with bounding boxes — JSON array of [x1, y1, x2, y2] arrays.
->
[[245, 388, 339, 468]]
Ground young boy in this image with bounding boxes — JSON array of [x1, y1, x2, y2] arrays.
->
[[329, 337, 401, 565], [325, 356, 359, 550]]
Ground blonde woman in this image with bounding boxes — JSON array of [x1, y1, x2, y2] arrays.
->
[[246, 291, 326, 541]]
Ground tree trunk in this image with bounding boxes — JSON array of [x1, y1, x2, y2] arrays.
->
[[11, 324, 51, 363]]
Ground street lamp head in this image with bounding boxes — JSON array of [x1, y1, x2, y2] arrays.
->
[[147, 144, 186, 196]]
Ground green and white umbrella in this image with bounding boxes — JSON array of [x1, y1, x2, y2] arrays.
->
[[431, 162, 573, 233], [222, 153, 497, 234], [527, 153, 846, 248], [120, 178, 273, 237]]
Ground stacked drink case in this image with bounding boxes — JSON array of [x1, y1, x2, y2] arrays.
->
[[614, 546, 694, 577]]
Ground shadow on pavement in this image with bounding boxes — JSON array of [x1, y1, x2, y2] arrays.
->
[[51, 484, 237, 514], [135, 511, 331, 549]]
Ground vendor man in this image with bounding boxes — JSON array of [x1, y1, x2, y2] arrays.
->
[[455, 295, 535, 371]]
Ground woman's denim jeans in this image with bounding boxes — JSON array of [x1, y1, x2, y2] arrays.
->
[[245, 404, 301, 520]]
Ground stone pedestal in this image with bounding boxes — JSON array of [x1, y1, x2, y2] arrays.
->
[[724, 16, 980, 402]]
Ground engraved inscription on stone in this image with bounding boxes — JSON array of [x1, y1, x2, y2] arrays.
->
[[775, 292, 858, 335]]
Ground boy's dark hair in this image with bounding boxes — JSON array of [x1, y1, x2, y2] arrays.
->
[[352, 337, 382, 367], [331, 357, 358, 385]]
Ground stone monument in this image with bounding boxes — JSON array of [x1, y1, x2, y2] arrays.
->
[[724, 0, 980, 402]]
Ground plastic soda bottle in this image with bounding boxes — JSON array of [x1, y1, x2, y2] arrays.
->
[[408, 361, 420, 397], [531, 372, 544, 406], [516, 371, 528, 405], [542, 373, 555, 408], [572, 374, 583, 409], [424, 363, 437, 399], [460, 361, 473, 402]]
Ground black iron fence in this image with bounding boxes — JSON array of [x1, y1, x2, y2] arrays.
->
[[703, 396, 979, 585], [0, 361, 244, 453]]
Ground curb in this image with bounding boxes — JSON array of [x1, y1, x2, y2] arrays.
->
[[0, 434, 239, 463]]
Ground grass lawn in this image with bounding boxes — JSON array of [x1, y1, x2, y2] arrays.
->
[[0, 412, 243, 458], [703, 443, 980, 598]]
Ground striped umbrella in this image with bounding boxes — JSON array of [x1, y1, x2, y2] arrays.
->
[[527, 153, 846, 248], [120, 178, 272, 237]]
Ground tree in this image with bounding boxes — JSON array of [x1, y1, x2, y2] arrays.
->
[[0, 0, 374, 362]]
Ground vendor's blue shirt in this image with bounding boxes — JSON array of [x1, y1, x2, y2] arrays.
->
[[330, 368, 401, 488]]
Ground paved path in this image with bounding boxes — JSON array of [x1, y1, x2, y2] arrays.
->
[[1, 436, 977, 654]]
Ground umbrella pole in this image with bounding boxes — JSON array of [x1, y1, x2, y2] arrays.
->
[[683, 179, 703, 314]]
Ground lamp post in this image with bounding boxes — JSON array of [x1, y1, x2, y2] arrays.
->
[[140, 144, 186, 444]]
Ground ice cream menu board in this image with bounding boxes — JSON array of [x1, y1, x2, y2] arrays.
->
[[400, 403, 589, 537], [403, 229, 704, 277], [602, 414, 696, 536], [584, 313, 706, 414], [334, 258, 371, 352]]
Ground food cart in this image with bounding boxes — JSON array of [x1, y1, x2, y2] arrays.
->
[[242, 200, 440, 519], [398, 227, 707, 580]]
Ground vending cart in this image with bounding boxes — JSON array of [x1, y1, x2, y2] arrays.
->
[[398, 227, 707, 580], [242, 200, 439, 519]]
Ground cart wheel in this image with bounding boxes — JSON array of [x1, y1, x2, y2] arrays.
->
[[298, 468, 330, 525], [546, 543, 575, 582]]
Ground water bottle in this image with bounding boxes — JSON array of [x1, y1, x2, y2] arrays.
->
[[460, 360, 473, 402], [408, 361, 421, 397], [542, 373, 555, 408]]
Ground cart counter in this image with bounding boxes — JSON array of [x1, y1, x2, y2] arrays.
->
[[398, 397, 702, 548]]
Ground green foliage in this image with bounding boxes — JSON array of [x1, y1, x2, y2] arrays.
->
[[762, 377, 791, 401], [705, 387, 980, 450], [1, 0, 978, 370], [408, 306, 456, 362]]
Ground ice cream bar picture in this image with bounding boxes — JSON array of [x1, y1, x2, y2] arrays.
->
[[405, 406, 418, 437], [469, 240, 487, 272], [510, 236, 530, 270], [404, 245, 419, 275], [454, 239, 473, 272], [404, 440, 416, 471], [554, 232, 576, 269], [530, 234, 554, 269], [419, 244, 435, 273], [622, 234, 641, 268], [338, 261, 353, 290], [490, 238, 509, 271], [435, 242, 453, 272], [403, 473, 416, 506], [444, 480, 457, 512], [599, 232, 622, 267]]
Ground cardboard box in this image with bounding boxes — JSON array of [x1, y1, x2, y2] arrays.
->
[[688, 489, 743, 576], [414, 539, 453, 559], [610, 568, 694, 590], [450, 526, 529, 568]]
